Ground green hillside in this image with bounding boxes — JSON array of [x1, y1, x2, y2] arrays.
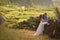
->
[[0, 5, 58, 28], [0, 0, 58, 27]]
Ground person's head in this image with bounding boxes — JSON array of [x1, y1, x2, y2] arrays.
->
[[44, 13, 47, 16], [39, 15, 42, 18], [39, 14, 44, 20]]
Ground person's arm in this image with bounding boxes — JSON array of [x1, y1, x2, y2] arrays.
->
[[41, 19, 45, 22]]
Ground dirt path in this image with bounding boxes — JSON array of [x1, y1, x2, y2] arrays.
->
[[16, 29, 52, 40]]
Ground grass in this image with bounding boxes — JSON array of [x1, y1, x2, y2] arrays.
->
[[0, 26, 53, 40], [0, 5, 59, 40], [0, 5, 58, 28]]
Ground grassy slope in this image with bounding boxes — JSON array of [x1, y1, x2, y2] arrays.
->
[[0, 26, 53, 40]]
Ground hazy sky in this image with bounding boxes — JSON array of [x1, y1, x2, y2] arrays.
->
[[52, 0, 60, 1]]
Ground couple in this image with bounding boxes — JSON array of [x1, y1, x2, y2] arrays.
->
[[34, 13, 48, 36]]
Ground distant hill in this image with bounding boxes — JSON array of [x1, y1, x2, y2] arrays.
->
[[0, 0, 53, 7]]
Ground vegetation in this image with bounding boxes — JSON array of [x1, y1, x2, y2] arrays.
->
[[0, 5, 58, 28], [0, 0, 60, 40], [0, 26, 54, 40]]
